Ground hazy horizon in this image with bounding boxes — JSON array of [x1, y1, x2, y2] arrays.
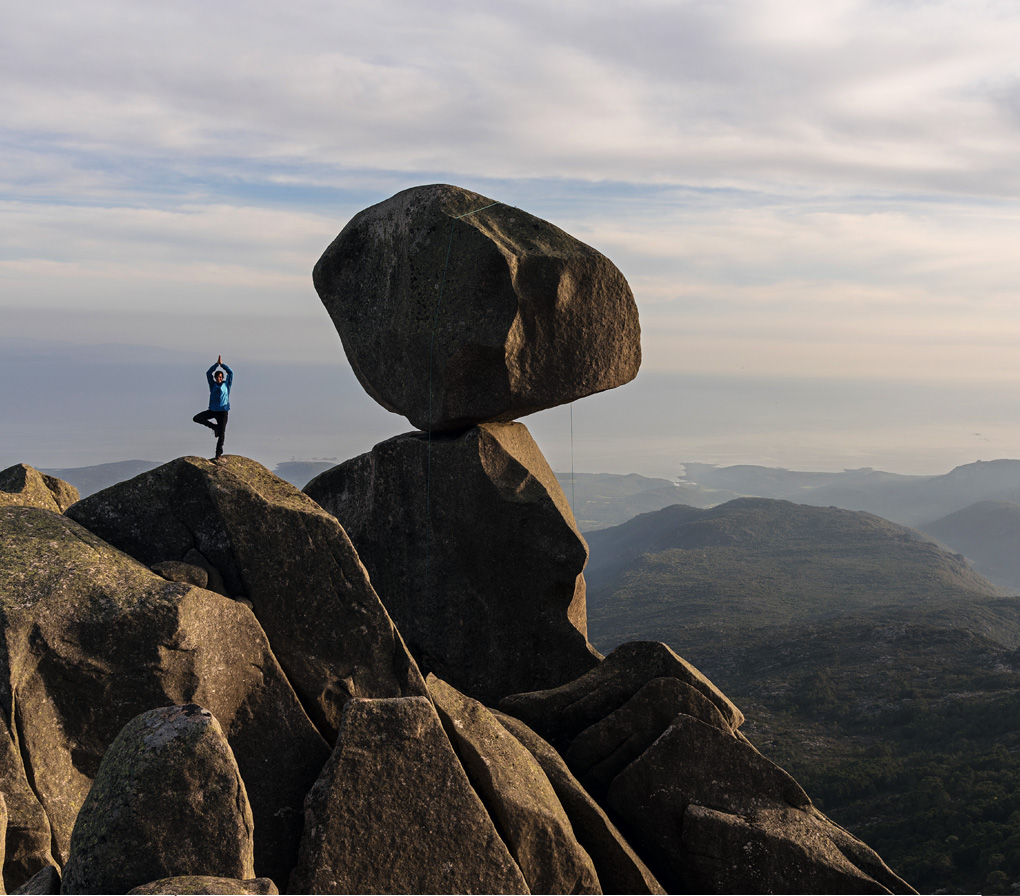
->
[[4, 1, 1020, 480], [4, 334, 1017, 481]]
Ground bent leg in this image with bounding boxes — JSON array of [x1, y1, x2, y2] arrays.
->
[[193, 410, 217, 430]]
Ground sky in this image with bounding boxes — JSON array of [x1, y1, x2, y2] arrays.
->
[[3, 0, 1020, 479]]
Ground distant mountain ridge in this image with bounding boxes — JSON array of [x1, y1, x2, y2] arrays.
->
[[583, 496, 1020, 894], [585, 496, 1009, 654], [680, 458, 1020, 526]]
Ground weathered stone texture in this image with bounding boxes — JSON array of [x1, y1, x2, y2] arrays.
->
[[494, 710, 666, 896], [290, 696, 528, 895], [61, 705, 255, 895], [500, 640, 741, 751], [66, 456, 426, 740], [313, 183, 641, 432], [127, 876, 278, 894], [0, 505, 329, 885], [428, 675, 601, 894], [10, 865, 59, 895], [0, 465, 78, 513], [304, 423, 599, 704]]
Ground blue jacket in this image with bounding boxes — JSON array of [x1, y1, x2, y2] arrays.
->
[[207, 363, 233, 412]]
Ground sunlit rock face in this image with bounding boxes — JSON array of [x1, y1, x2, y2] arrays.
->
[[312, 183, 641, 432]]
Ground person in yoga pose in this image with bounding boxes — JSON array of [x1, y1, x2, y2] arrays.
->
[[192, 355, 233, 459]]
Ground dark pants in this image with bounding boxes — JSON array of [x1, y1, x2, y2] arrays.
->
[[193, 410, 228, 455]]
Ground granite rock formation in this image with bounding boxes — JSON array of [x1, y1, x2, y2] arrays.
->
[[499, 642, 913, 894], [66, 455, 427, 740], [61, 705, 255, 894], [304, 422, 599, 704], [0, 465, 78, 513], [289, 696, 528, 895], [312, 184, 641, 432], [0, 190, 917, 894], [0, 504, 328, 888]]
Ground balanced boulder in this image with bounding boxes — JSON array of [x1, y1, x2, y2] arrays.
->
[[66, 456, 427, 740], [312, 184, 641, 432], [61, 705, 255, 894], [289, 696, 528, 894], [305, 423, 599, 703]]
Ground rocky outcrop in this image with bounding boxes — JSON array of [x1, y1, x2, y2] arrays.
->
[[428, 675, 601, 894], [0, 188, 915, 893], [313, 184, 641, 432], [61, 705, 255, 894], [0, 505, 329, 887], [0, 466, 78, 513], [290, 696, 529, 895], [500, 643, 914, 895], [500, 640, 742, 751], [66, 455, 427, 740], [494, 710, 666, 896], [305, 422, 599, 704]]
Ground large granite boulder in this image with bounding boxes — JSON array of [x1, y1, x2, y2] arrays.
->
[[312, 184, 641, 432], [427, 675, 601, 894], [305, 423, 599, 703], [0, 465, 77, 512], [61, 705, 255, 894], [289, 696, 528, 894], [66, 455, 427, 740], [0, 505, 330, 886]]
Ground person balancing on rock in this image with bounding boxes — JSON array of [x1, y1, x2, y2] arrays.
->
[[192, 355, 232, 459]]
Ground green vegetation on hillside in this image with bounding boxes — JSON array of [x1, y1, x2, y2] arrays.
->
[[712, 621, 1020, 895], [584, 498, 1020, 895]]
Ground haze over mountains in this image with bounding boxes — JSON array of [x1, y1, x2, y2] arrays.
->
[[559, 459, 1020, 592]]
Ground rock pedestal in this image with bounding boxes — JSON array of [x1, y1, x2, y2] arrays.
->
[[305, 422, 599, 704]]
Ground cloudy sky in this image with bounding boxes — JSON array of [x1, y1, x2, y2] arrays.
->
[[3, 0, 1020, 478]]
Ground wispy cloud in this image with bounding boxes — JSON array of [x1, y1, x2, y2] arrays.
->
[[3, 0, 1020, 471]]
